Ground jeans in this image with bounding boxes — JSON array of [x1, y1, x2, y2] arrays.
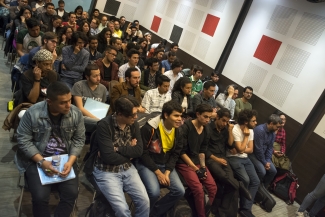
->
[[93, 165, 150, 217], [176, 164, 217, 217], [228, 157, 260, 211], [136, 162, 185, 216], [298, 174, 325, 217], [60, 77, 81, 89], [248, 153, 276, 188], [25, 163, 79, 217]]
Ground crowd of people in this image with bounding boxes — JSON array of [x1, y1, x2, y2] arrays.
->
[[2, 1, 324, 217]]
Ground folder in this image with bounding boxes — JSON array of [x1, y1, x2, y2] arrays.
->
[[84, 98, 110, 119], [37, 154, 76, 185]]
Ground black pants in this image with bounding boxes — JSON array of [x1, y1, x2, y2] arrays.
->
[[25, 163, 79, 217], [207, 158, 239, 217]]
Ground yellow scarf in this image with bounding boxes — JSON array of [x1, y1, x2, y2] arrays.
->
[[159, 120, 175, 153]]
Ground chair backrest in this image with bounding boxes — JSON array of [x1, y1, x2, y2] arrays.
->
[[108, 80, 119, 99]]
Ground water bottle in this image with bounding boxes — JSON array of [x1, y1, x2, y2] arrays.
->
[[52, 152, 61, 178]]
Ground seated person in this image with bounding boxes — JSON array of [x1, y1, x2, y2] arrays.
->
[[164, 59, 183, 94], [189, 65, 203, 97], [161, 51, 176, 74], [109, 37, 123, 67], [141, 75, 171, 114], [171, 77, 193, 117], [95, 45, 119, 90], [248, 114, 281, 188], [89, 18, 100, 36], [37, 2, 56, 31], [203, 71, 219, 99], [227, 109, 260, 217], [20, 49, 60, 104], [136, 100, 185, 216], [109, 67, 145, 114], [27, 31, 58, 70], [118, 48, 141, 83], [71, 64, 106, 133], [205, 108, 251, 217], [192, 81, 218, 119], [62, 12, 79, 31], [85, 35, 102, 64], [16, 81, 85, 217], [216, 84, 239, 119], [55, 0, 69, 22], [16, 18, 44, 57], [176, 104, 217, 216], [92, 96, 150, 217], [35, 0, 57, 17], [272, 110, 287, 158], [61, 31, 89, 89], [234, 86, 253, 121], [140, 58, 162, 91]]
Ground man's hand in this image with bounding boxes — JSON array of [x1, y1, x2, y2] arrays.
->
[[130, 138, 137, 146], [41, 160, 59, 176], [155, 170, 169, 186], [228, 122, 234, 131], [274, 151, 284, 158], [52, 49, 57, 62], [74, 45, 81, 54], [61, 34, 66, 43], [61, 63, 66, 70], [216, 157, 227, 166], [227, 86, 234, 98], [229, 148, 238, 155], [265, 162, 271, 170], [33, 66, 42, 80], [164, 170, 171, 186], [60, 161, 73, 177], [243, 126, 250, 137]]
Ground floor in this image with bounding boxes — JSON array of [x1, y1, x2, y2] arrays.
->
[[0, 36, 300, 217]]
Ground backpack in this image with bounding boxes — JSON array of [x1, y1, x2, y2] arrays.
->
[[85, 195, 115, 217], [270, 171, 298, 204], [254, 184, 276, 212]]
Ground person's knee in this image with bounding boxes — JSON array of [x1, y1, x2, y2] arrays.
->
[[146, 185, 161, 201]]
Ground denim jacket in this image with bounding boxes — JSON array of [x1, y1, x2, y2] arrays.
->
[[15, 101, 85, 173]]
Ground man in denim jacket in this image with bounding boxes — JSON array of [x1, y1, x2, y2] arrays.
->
[[15, 81, 85, 217]]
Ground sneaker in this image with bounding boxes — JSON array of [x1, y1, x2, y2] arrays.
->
[[296, 211, 309, 217]]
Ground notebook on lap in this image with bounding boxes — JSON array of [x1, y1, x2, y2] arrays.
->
[[84, 98, 110, 119]]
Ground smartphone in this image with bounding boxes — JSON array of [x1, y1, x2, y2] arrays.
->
[[229, 120, 236, 124]]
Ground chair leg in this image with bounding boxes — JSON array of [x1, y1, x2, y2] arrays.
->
[[17, 187, 24, 217]]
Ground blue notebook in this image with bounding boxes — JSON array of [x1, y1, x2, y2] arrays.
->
[[84, 98, 110, 119], [37, 154, 76, 185]]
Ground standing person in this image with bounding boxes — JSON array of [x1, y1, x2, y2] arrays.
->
[[234, 86, 253, 121], [171, 77, 193, 117], [249, 114, 281, 188], [93, 96, 150, 217], [71, 64, 106, 133], [15, 81, 85, 217], [176, 104, 217, 217], [189, 65, 203, 97], [227, 109, 259, 217], [61, 31, 89, 89], [55, 0, 68, 22], [296, 174, 325, 217], [164, 59, 183, 94], [137, 100, 185, 216]]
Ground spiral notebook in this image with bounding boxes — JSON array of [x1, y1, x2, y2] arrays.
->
[[37, 154, 76, 185]]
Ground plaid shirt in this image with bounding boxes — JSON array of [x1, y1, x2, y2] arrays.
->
[[95, 114, 132, 173], [275, 127, 286, 154]]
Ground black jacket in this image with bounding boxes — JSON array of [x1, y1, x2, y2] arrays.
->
[[95, 115, 143, 166], [55, 8, 69, 22], [140, 116, 183, 172], [172, 90, 193, 114], [177, 119, 209, 165]]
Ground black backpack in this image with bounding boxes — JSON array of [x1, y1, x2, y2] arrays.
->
[[85, 194, 115, 217], [270, 171, 298, 205], [254, 184, 276, 212]]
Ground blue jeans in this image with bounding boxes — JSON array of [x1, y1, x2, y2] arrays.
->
[[228, 157, 260, 211], [248, 154, 276, 187], [298, 174, 325, 217], [93, 165, 150, 217], [136, 162, 185, 216]]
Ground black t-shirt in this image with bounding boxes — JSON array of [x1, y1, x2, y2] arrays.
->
[[103, 64, 112, 81], [43, 112, 67, 157], [128, 88, 135, 97]]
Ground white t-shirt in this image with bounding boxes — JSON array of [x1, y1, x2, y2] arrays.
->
[[164, 70, 183, 94], [227, 124, 254, 158]]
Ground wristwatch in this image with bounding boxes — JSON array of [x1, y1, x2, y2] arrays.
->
[[37, 159, 46, 168]]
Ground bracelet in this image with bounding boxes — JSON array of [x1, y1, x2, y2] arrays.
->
[[34, 79, 41, 82]]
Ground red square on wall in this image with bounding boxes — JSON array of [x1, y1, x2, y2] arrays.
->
[[151, 16, 161, 32], [254, 35, 282, 65], [202, 14, 220, 37]]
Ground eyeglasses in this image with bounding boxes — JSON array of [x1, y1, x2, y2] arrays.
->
[[49, 39, 58, 44], [108, 52, 116, 57]]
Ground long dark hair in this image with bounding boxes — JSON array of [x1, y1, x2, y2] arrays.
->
[[97, 27, 111, 44], [172, 77, 191, 96], [46, 15, 63, 34], [57, 26, 73, 45], [77, 20, 90, 37]]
